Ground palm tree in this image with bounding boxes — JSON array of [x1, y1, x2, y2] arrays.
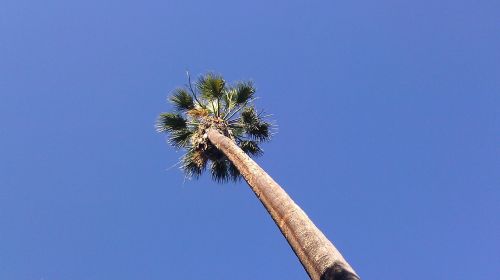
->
[[156, 73, 360, 280]]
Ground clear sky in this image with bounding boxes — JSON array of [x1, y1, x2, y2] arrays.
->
[[1, 0, 498, 279]]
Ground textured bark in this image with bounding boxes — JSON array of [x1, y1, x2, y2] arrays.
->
[[207, 128, 360, 280]]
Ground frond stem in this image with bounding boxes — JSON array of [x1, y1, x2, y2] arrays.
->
[[223, 98, 255, 121], [216, 97, 221, 117], [186, 71, 204, 108]]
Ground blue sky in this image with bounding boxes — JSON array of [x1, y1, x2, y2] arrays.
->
[[1, 0, 498, 279]]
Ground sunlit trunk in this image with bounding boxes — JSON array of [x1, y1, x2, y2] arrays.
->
[[207, 128, 360, 280]]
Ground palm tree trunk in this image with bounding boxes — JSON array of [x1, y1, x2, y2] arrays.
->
[[207, 128, 360, 280]]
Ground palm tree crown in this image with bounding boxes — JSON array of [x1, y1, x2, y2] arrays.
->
[[156, 73, 272, 182]]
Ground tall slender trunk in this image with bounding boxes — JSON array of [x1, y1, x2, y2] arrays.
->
[[207, 128, 360, 280]]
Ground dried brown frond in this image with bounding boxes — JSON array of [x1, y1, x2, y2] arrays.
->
[[191, 149, 207, 168], [187, 108, 209, 118]]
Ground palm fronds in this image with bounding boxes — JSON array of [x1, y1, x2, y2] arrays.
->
[[156, 113, 187, 132], [170, 88, 194, 111], [238, 140, 263, 156], [169, 129, 193, 148], [228, 162, 241, 182], [182, 149, 207, 178], [234, 81, 255, 104], [197, 73, 225, 100], [210, 159, 230, 183], [236, 107, 271, 142], [157, 73, 273, 183]]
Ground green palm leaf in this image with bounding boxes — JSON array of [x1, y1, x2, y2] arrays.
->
[[234, 81, 255, 104], [228, 161, 241, 182], [239, 140, 263, 156], [246, 122, 271, 141], [170, 88, 194, 111], [238, 107, 271, 141], [210, 159, 230, 183], [239, 107, 259, 125], [197, 73, 225, 100], [169, 128, 193, 148], [156, 113, 187, 132]]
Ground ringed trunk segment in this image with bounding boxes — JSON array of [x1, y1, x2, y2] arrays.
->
[[207, 129, 359, 280]]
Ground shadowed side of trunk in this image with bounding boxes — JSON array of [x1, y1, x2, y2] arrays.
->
[[207, 128, 360, 280]]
